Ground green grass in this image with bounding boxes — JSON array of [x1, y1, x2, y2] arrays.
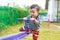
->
[[0, 22, 60, 40], [0, 22, 24, 36], [52, 22, 60, 26]]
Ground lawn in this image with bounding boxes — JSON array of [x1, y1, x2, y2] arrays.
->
[[52, 22, 60, 26], [0, 22, 60, 40]]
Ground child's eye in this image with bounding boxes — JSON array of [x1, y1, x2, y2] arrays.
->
[[30, 11, 35, 13]]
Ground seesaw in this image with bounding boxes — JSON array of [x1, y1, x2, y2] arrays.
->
[[0, 18, 31, 40]]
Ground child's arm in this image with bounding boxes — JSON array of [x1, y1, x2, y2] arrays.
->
[[18, 15, 30, 21], [18, 18, 27, 21], [30, 18, 39, 25], [23, 17, 27, 21], [30, 16, 42, 27], [23, 15, 31, 21]]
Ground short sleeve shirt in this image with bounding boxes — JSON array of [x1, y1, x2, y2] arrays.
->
[[25, 15, 42, 30]]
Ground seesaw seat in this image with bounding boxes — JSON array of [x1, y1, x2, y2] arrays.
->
[[0, 31, 31, 40]]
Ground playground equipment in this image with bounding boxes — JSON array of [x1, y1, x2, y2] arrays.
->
[[0, 18, 31, 40], [0, 32, 28, 40]]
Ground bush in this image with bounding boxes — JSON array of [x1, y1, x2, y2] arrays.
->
[[39, 8, 48, 16], [0, 6, 29, 31]]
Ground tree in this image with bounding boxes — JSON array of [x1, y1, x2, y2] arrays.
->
[[45, 0, 49, 9]]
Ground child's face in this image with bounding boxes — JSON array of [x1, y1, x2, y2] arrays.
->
[[30, 8, 39, 18]]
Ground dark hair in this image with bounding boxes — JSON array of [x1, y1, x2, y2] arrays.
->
[[30, 4, 40, 11]]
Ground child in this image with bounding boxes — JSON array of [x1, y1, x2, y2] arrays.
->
[[20, 4, 42, 40]]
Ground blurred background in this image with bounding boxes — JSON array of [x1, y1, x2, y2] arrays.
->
[[0, 0, 60, 40]]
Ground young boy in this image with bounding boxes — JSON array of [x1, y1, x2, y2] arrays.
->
[[20, 4, 42, 40]]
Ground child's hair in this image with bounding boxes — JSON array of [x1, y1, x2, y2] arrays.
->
[[30, 4, 40, 11]]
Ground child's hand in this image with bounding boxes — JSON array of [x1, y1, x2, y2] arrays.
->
[[23, 18, 27, 21], [30, 18, 35, 21], [30, 18, 39, 25]]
